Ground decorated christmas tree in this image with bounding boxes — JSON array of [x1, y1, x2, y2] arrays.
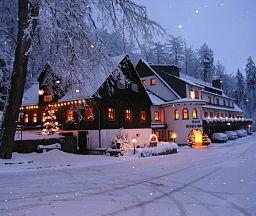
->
[[42, 110, 59, 135]]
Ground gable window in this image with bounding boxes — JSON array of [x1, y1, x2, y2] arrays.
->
[[174, 109, 179, 120], [190, 90, 195, 99], [107, 107, 115, 121], [204, 112, 208, 118], [150, 78, 157, 86], [154, 111, 160, 121], [67, 110, 73, 121], [125, 109, 132, 122], [24, 114, 29, 123], [208, 96, 212, 103], [85, 107, 94, 122], [33, 113, 37, 123], [142, 80, 147, 87], [182, 108, 189, 120], [192, 108, 198, 119], [140, 111, 147, 122]]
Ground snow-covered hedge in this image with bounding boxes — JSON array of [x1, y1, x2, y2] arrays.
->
[[140, 142, 178, 157]]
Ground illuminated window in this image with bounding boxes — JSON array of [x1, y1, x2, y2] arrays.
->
[[155, 131, 161, 140], [42, 113, 46, 122], [208, 96, 212, 103], [190, 90, 195, 99], [125, 109, 132, 122], [24, 114, 29, 123], [154, 111, 160, 121], [33, 113, 37, 123], [204, 112, 208, 118], [107, 107, 115, 121], [140, 111, 147, 122], [67, 110, 73, 121], [182, 108, 189, 120], [150, 78, 157, 86], [174, 109, 179, 120], [85, 108, 94, 122], [210, 112, 213, 118], [142, 80, 147, 86], [192, 108, 198, 119]]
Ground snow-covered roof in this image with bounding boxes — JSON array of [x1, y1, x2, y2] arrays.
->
[[146, 91, 166, 105], [59, 55, 126, 102], [203, 104, 243, 113], [22, 83, 39, 106], [162, 98, 206, 106]]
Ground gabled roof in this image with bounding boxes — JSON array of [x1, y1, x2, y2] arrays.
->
[[136, 59, 181, 99], [146, 90, 166, 105], [59, 55, 129, 102], [22, 83, 39, 106]]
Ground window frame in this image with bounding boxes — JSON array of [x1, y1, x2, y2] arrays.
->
[[150, 78, 157, 86], [174, 109, 179, 120], [125, 108, 133, 122], [140, 110, 147, 122], [107, 107, 115, 121], [182, 108, 189, 120], [154, 111, 160, 122], [192, 108, 198, 119]]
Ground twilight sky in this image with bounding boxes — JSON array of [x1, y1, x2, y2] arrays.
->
[[136, 0, 256, 75]]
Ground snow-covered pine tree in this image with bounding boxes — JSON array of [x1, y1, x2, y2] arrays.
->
[[245, 56, 256, 118], [235, 68, 245, 109], [181, 44, 198, 76], [166, 34, 185, 66], [197, 43, 214, 82]]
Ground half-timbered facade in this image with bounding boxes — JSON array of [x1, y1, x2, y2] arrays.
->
[[20, 55, 152, 149]]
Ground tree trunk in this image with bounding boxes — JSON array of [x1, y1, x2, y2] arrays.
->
[[0, 0, 38, 159]]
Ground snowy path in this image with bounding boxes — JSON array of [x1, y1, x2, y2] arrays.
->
[[0, 135, 256, 216]]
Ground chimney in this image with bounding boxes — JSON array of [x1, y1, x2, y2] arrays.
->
[[212, 77, 223, 89]]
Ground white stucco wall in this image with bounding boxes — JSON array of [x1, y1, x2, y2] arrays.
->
[[75, 128, 152, 149], [142, 75, 178, 101], [163, 102, 203, 144]]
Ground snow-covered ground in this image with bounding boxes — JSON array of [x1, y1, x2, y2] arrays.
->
[[0, 135, 256, 216]]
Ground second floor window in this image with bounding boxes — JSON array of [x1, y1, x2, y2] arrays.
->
[[223, 100, 226, 106], [192, 108, 198, 119], [85, 108, 94, 122], [33, 113, 37, 123], [150, 78, 157, 86], [24, 114, 29, 123], [67, 110, 73, 121], [107, 107, 115, 121], [182, 108, 189, 120], [125, 109, 132, 122], [216, 98, 220, 105], [208, 96, 212, 103], [140, 111, 147, 122], [154, 111, 160, 121], [210, 112, 214, 118], [204, 112, 208, 118], [174, 109, 179, 120]]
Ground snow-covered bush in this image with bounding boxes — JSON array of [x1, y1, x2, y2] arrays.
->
[[140, 142, 178, 157]]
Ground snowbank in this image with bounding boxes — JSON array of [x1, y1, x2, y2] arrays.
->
[[140, 142, 178, 157]]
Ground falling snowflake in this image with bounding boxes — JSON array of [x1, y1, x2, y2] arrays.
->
[[178, 25, 183, 29]]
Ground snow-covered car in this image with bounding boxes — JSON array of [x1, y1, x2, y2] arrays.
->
[[211, 133, 228, 143], [246, 129, 253, 135], [235, 130, 247, 138], [224, 131, 238, 140]]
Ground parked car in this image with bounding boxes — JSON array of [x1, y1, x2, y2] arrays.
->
[[246, 129, 253, 135], [224, 131, 238, 140], [211, 133, 228, 143], [235, 130, 247, 138]]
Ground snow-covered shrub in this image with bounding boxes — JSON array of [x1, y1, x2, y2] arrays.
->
[[140, 142, 178, 157]]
